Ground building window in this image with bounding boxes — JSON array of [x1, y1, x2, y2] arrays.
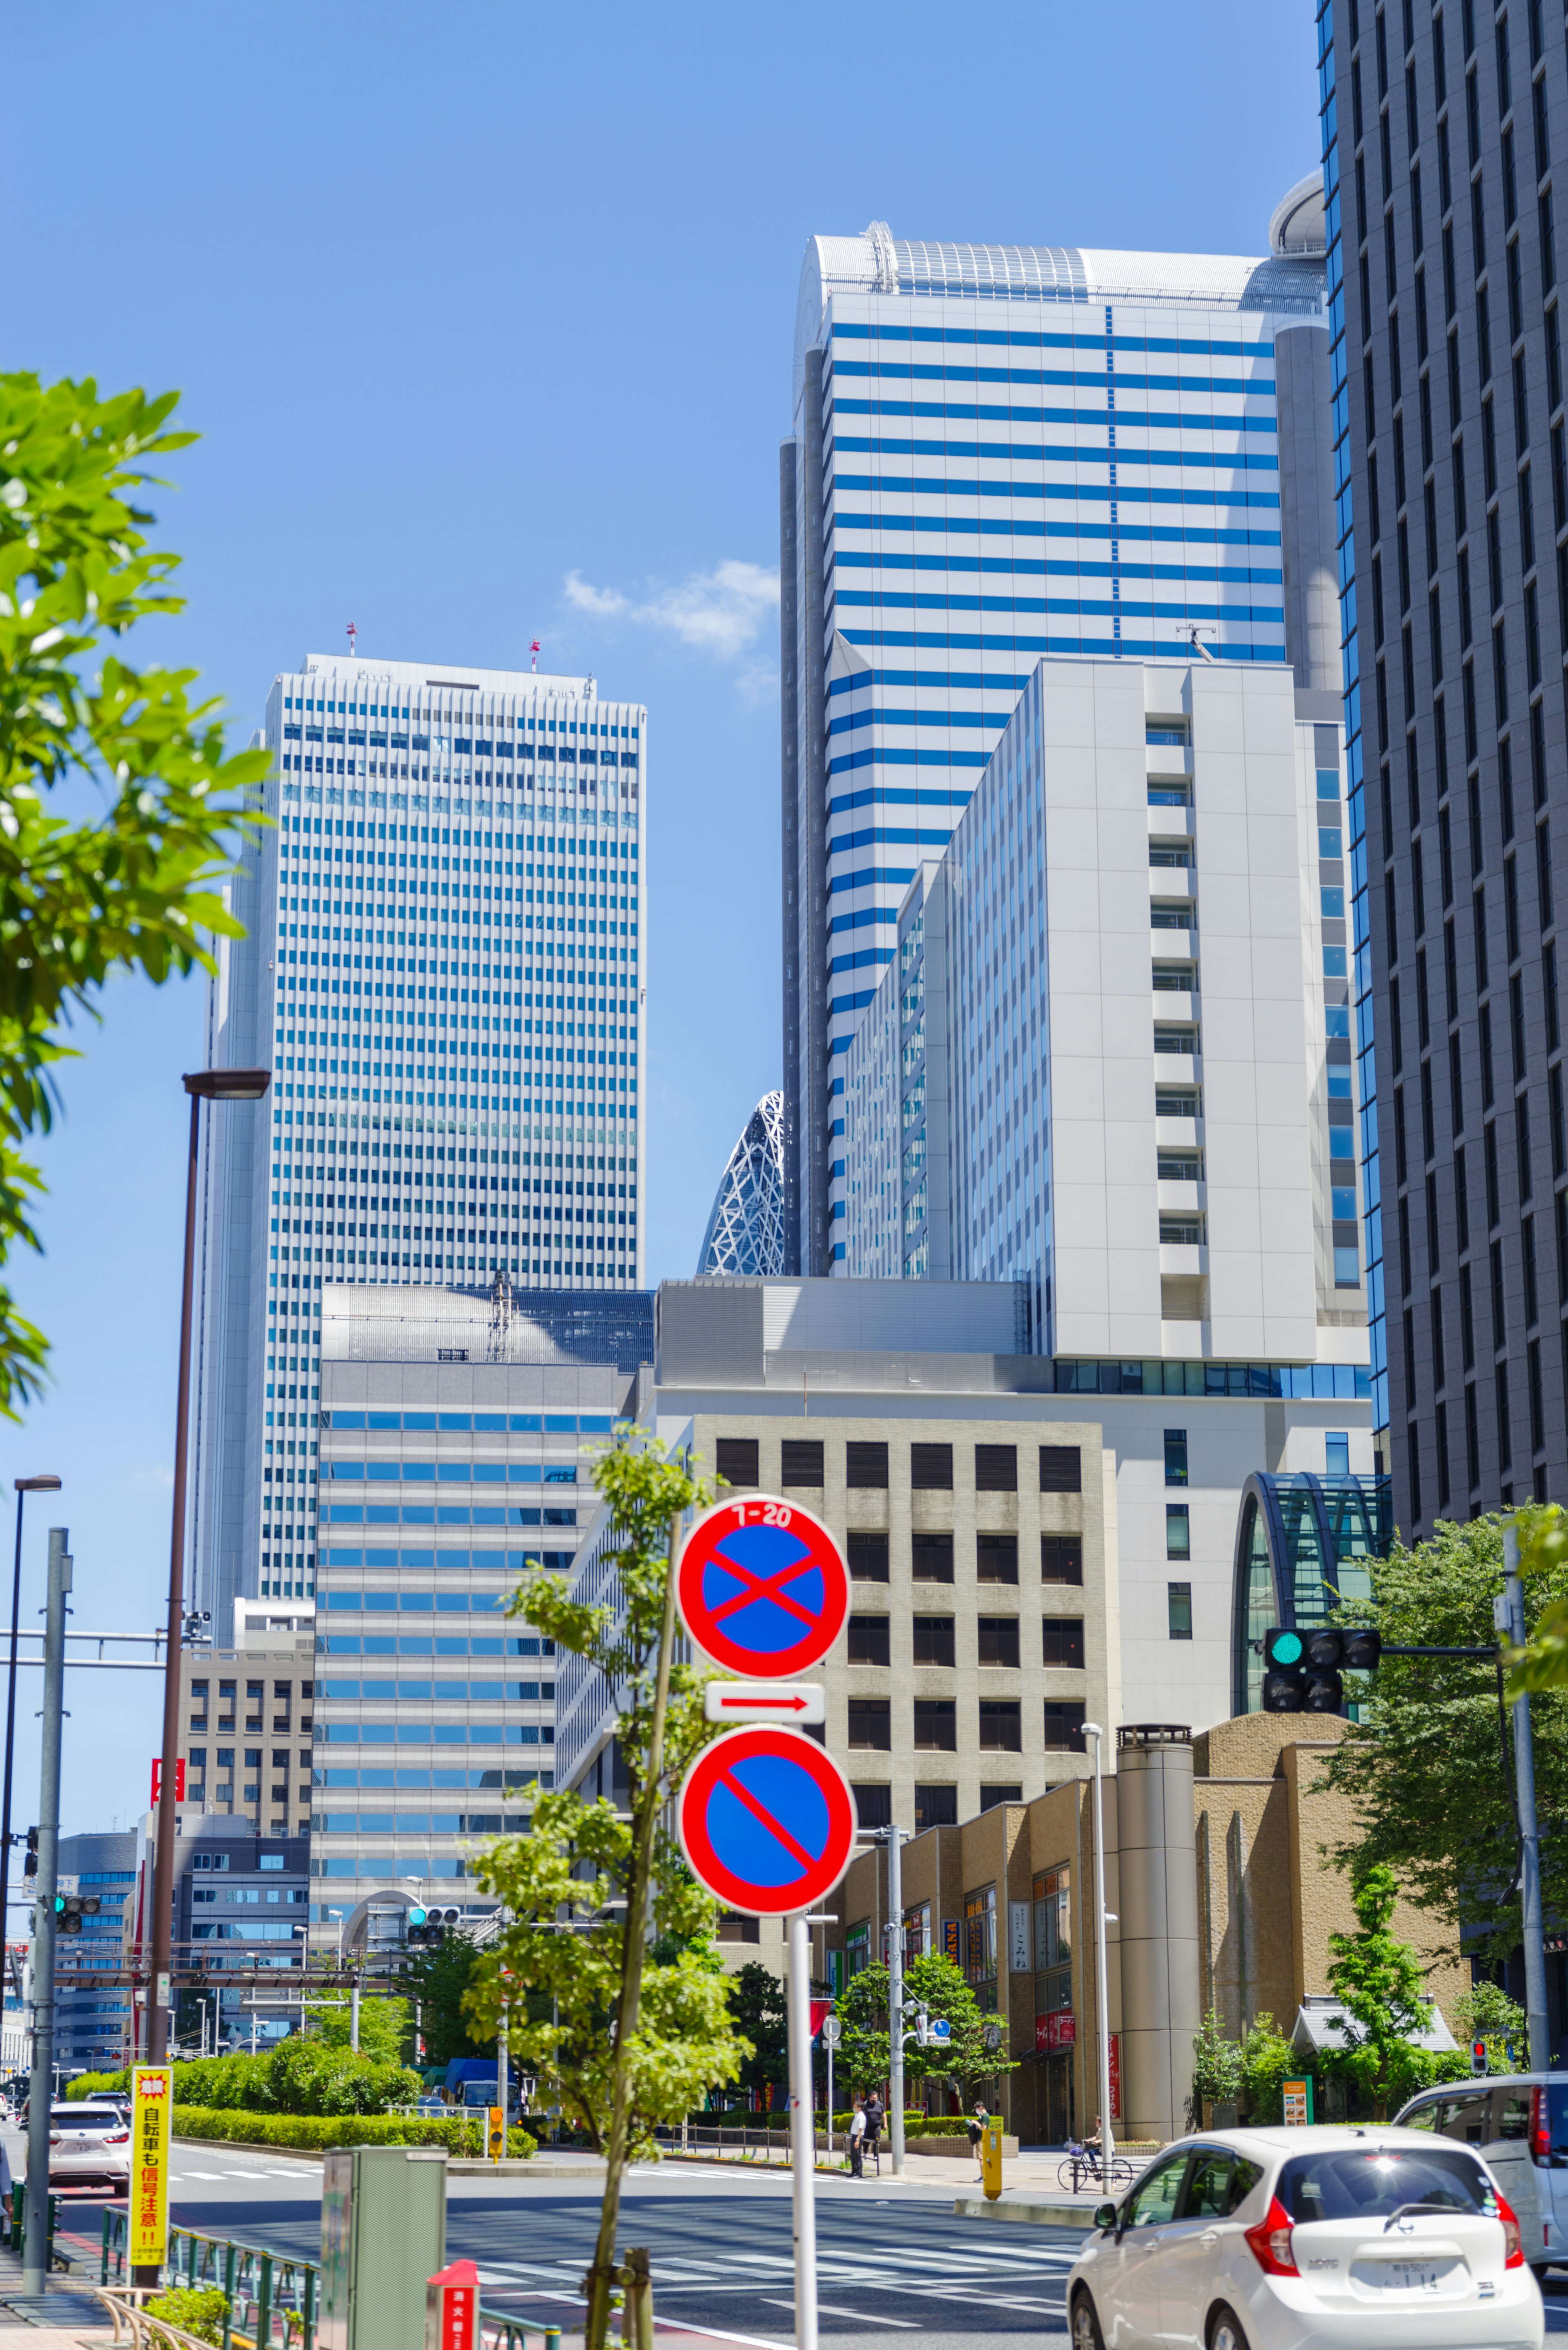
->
[[846, 1442, 889, 1489], [975, 1444, 1018, 1493], [851, 1783, 891, 1830], [964, 1886, 998, 1982], [715, 1438, 759, 1487], [912, 1616, 955, 1667], [978, 1698, 1022, 1750], [980, 1784, 1022, 1811], [1039, 1446, 1082, 1492], [1163, 1429, 1189, 1486], [847, 1532, 889, 1582], [911, 1443, 953, 1490], [912, 1532, 955, 1582], [977, 1534, 1018, 1583], [1166, 1504, 1191, 1560], [1167, 1583, 1194, 1640], [847, 1614, 890, 1667], [845, 1921, 871, 1977], [913, 1698, 957, 1750], [780, 1439, 824, 1487], [1042, 1617, 1085, 1668], [978, 1618, 1021, 1668], [914, 1783, 958, 1829], [717, 1912, 760, 1944], [1325, 1431, 1351, 1476], [1044, 1702, 1087, 1752], [1041, 1537, 1084, 1585], [847, 1698, 891, 1749]]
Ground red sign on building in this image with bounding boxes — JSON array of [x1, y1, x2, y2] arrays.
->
[[1035, 2009, 1076, 2053], [150, 1758, 186, 1807], [1109, 2030, 1123, 2122]]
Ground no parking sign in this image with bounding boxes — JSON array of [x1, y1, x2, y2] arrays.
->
[[677, 1495, 848, 1677], [677, 1725, 857, 1917]]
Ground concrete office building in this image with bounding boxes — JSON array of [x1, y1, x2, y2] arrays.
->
[[124, 1815, 310, 2054], [178, 1612, 317, 1842], [309, 1280, 649, 1933], [1321, 0, 1568, 1521], [782, 193, 1339, 1278], [193, 651, 646, 1639], [556, 1278, 1375, 1972], [842, 656, 1368, 1389]]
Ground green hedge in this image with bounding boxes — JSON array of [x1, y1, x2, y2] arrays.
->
[[171, 2106, 536, 2158]]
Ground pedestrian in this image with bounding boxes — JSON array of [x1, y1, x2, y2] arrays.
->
[[848, 2094, 866, 2179], [968, 2099, 989, 2181], [0, 2130, 13, 2226], [864, 2089, 884, 2174]]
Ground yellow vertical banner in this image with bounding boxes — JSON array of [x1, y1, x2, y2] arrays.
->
[[130, 2064, 172, 2270]]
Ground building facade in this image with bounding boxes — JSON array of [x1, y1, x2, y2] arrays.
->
[[178, 1616, 317, 1843], [194, 651, 646, 1637], [842, 656, 1368, 1388], [309, 1280, 647, 1935], [557, 1277, 1375, 1975], [53, 1831, 137, 2074], [697, 1094, 788, 1276], [781, 202, 1338, 1277], [1323, 0, 1568, 1523]]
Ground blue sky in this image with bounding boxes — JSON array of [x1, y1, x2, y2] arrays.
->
[[0, 1, 1319, 1842]]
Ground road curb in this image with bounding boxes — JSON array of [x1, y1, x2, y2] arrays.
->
[[951, 2195, 1100, 2227], [170, 2137, 599, 2180]]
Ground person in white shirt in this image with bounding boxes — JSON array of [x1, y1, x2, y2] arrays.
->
[[848, 2094, 866, 2179]]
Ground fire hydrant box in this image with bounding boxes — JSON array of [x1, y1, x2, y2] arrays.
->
[[426, 2257, 481, 2350]]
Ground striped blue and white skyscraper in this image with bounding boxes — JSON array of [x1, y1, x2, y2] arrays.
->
[[192, 652, 646, 1634], [781, 190, 1341, 1275]]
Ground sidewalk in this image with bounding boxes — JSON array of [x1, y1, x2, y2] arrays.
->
[[0, 2232, 117, 2342]]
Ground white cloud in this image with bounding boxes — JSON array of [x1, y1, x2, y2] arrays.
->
[[564, 559, 780, 662]]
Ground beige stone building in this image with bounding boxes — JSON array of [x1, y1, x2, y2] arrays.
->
[[816, 1712, 1466, 2147], [178, 1599, 316, 1839]]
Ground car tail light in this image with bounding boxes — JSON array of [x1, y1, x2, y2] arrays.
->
[[47, 2134, 60, 2147], [1531, 2087, 1551, 2166], [1498, 2190, 1526, 2268], [106, 2129, 129, 2144], [1243, 2194, 1299, 2276]]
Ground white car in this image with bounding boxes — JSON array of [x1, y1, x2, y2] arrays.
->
[[47, 2103, 131, 2194], [1067, 2123, 1541, 2350]]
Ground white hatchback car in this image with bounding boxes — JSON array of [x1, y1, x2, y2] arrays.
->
[[1067, 2124, 1542, 2350], [47, 2103, 131, 2193]]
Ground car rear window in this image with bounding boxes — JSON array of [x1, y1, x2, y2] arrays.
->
[[1277, 2146, 1495, 2222], [53, 2109, 120, 2129]]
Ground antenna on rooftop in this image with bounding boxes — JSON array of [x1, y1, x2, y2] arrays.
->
[[347, 621, 359, 659], [530, 638, 541, 673]]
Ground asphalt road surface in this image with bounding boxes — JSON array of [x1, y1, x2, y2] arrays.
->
[[27, 2140, 1568, 2348]]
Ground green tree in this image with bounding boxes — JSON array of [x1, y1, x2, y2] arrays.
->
[[1314, 1510, 1568, 1965], [1189, 2009, 1245, 2123], [398, 1931, 488, 2067], [0, 372, 268, 1410], [1238, 2013, 1305, 2125], [728, 1963, 788, 2102], [1324, 1864, 1468, 2119], [301, 1991, 411, 2067], [835, 1953, 1018, 2109], [1452, 1978, 1528, 2073], [463, 1439, 748, 2350]]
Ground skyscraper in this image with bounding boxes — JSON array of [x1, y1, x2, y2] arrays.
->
[[781, 200, 1339, 1277], [193, 652, 646, 1638], [696, 1092, 787, 1275], [1321, 0, 1568, 1525]]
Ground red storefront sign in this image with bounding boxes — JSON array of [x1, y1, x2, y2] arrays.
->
[[1035, 2009, 1076, 2053], [1109, 2030, 1123, 2122]]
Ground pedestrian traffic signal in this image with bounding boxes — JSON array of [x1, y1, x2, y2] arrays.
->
[[1262, 1625, 1382, 1713], [1471, 2038, 1490, 2075], [22, 1829, 37, 1881]]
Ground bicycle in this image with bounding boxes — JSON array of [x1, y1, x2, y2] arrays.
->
[[1056, 2141, 1137, 2194]]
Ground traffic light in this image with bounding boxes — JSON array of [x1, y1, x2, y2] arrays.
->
[[1471, 2038, 1490, 2075], [1262, 1626, 1383, 1713], [22, 1829, 37, 1881], [55, 1895, 84, 1935]]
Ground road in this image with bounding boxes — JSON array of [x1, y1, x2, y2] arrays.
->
[[27, 2138, 1568, 2347]]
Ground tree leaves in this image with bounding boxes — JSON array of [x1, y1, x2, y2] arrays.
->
[[0, 370, 270, 1414]]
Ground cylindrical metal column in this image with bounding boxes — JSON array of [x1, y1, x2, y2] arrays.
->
[[1504, 1523, 1550, 2069], [1116, 1725, 1201, 2145], [886, 1828, 904, 2176], [23, 1532, 69, 2296], [787, 1912, 817, 2350], [1273, 321, 1339, 692]]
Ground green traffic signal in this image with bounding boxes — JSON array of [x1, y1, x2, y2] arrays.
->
[[1265, 1628, 1304, 1667]]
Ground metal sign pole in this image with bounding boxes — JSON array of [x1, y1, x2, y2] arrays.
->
[[886, 1826, 905, 2176], [788, 1911, 817, 2350], [1082, 1722, 1116, 2172]]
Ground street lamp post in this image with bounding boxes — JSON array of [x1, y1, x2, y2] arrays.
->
[[1082, 1723, 1116, 2174], [0, 1476, 61, 1945], [147, 1068, 271, 2066]]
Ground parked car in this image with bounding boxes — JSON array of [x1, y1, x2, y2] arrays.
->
[[1394, 2072, 1568, 2275], [47, 2104, 131, 2194], [1067, 2123, 1540, 2350]]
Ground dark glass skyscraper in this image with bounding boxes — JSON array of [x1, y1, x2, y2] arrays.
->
[[1324, 0, 1568, 1530]]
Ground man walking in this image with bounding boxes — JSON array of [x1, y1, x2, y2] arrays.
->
[[848, 2095, 866, 2179], [863, 2089, 884, 2175], [968, 2100, 989, 2181]]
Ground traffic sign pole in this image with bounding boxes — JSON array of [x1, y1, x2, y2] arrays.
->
[[788, 1911, 818, 2350]]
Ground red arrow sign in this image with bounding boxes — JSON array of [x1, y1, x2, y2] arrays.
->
[[718, 1694, 809, 1711], [703, 1681, 825, 1725]]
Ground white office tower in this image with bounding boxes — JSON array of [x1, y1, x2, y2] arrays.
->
[[782, 183, 1338, 1273], [843, 656, 1370, 1403], [194, 651, 646, 1637]]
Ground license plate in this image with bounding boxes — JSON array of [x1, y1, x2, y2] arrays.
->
[[1371, 2262, 1449, 2290]]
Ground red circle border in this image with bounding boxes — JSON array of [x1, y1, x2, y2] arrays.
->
[[677, 1727, 859, 1917], [676, 1494, 849, 1677]]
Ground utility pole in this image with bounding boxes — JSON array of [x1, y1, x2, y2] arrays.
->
[[23, 1532, 69, 2296], [1503, 1522, 1550, 2070], [884, 1827, 907, 2177], [1082, 1723, 1116, 2173]]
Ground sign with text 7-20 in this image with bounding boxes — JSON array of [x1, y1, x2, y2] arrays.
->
[[677, 1496, 848, 1678]]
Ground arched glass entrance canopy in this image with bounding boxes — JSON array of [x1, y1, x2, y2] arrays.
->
[[1232, 1474, 1392, 1715]]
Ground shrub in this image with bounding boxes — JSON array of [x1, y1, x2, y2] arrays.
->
[[170, 2105, 536, 2158], [142, 2285, 228, 2347]]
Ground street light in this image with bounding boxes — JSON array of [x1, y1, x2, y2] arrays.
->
[[147, 1066, 271, 2064], [0, 1476, 61, 1941]]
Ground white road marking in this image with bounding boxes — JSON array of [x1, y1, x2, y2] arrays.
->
[[762, 2302, 919, 2328]]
